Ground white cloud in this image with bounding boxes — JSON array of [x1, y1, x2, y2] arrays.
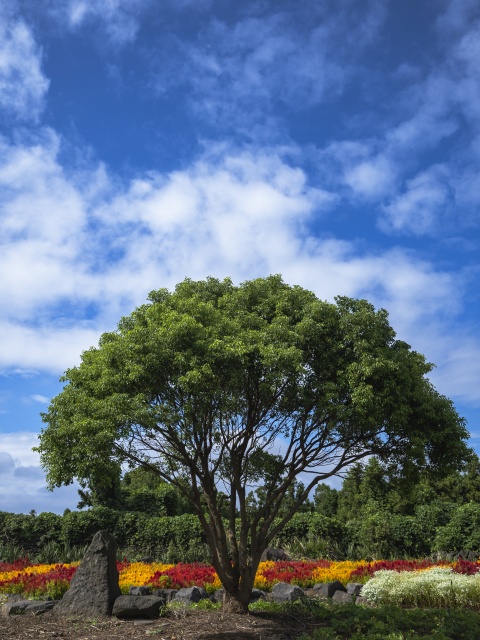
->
[[31, 394, 49, 403], [43, 0, 210, 45], [0, 18, 49, 121], [0, 127, 478, 405], [314, 5, 480, 236], [0, 432, 80, 513], [149, 0, 386, 130], [381, 165, 452, 235]]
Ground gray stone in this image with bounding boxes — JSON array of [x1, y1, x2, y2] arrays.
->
[[24, 601, 55, 614], [468, 551, 477, 561], [129, 586, 152, 596], [138, 556, 155, 564], [271, 582, 304, 604], [251, 588, 266, 600], [112, 595, 164, 619], [54, 530, 121, 618], [152, 589, 177, 603], [332, 591, 354, 605], [355, 596, 369, 605], [346, 583, 363, 596], [173, 586, 209, 604], [1, 599, 54, 616], [133, 620, 154, 626], [313, 581, 347, 598], [446, 552, 454, 561], [213, 589, 224, 604], [2, 601, 30, 616], [260, 547, 287, 562]]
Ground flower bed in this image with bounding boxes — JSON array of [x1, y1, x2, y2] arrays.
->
[[1, 557, 479, 601], [350, 558, 480, 583], [361, 566, 480, 609]]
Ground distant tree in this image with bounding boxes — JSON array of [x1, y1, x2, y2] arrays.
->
[[248, 479, 313, 518], [313, 483, 338, 519], [35, 276, 471, 613]]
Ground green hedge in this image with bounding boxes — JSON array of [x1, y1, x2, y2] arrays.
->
[[434, 503, 480, 552], [1, 501, 475, 556]]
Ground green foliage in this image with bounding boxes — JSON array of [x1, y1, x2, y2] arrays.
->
[[271, 512, 343, 548], [35, 541, 87, 564], [0, 542, 26, 563], [297, 603, 480, 639], [434, 502, 480, 551], [251, 600, 480, 639], [313, 484, 339, 519], [124, 485, 179, 517]]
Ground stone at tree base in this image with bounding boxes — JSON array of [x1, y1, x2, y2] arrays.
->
[[346, 583, 363, 596], [173, 586, 209, 604], [213, 588, 224, 603], [2, 601, 30, 616], [152, 589, 177, 603], [355, 596, 370, 605], [332, 591, 354, 605], [130, 586, 152, 596], [54, 530, 121, 618], [112, 595, 164, 619], [271, 582, 304, 603], [2, 600, 55, 616], [260, 547, 287, 562], [313, 581, 347, 598]]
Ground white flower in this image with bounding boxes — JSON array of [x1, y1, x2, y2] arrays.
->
[[361, 567, 480, 608]]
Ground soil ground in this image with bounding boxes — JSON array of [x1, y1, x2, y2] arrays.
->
[[0, 609, 320, 640]]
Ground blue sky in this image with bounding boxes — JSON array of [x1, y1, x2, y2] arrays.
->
[[0, 0, 479, 514]]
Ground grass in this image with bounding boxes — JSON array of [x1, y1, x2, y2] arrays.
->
[[249, 599, 480, 639]]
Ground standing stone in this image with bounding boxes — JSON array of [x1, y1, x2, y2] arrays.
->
[[54, 530, 121, 618]]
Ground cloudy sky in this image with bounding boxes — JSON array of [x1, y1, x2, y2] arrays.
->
[[0, 0, 479, 514]]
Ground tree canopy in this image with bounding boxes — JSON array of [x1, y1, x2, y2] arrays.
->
[[35, 275, 471, 612]]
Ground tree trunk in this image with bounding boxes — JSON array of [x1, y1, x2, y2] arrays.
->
[[222, 587, 251, 614]]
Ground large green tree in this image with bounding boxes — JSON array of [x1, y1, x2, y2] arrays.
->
[[36, 276, 470, 612]]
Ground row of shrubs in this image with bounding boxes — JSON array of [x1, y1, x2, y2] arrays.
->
[[1, 501, 479, 559]]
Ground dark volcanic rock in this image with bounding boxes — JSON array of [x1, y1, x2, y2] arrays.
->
[[152, 589, 177, 603], [260, 547, 287, 562], [332, 590, 354, 604], [271, 582, 304, 603], [54, 530, 121, 618], [1, 600, 55, 616], [313, 581, 347, 598], [346, 583, 363, 596], [173, 586, 209, 604], [112, 595, 164, 619], [129, 586, 152, 596], [213, 588, 224, 604]]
